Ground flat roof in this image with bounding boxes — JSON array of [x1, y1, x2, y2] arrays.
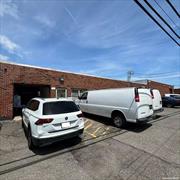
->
[[0, 60, 128, 83]]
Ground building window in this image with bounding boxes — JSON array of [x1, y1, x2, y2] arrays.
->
[[71, 89, 79, 98], [71, 89, 87, 98], [56, 88, 67, 98]]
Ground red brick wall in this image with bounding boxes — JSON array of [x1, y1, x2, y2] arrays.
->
[[147, 80, 174, 96], [174, 88, 180, 94], [0, 62, 173, 119]]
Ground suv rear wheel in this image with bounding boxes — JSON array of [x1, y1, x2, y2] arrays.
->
[[27, 126, 35, 150]]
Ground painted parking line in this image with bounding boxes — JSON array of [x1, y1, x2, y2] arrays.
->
[[85, 131, 97, 138], [84, 123, 93, 130], [84, 119, 89, 123], [91, 127, 103, 137], [102, 127, 110, 135]]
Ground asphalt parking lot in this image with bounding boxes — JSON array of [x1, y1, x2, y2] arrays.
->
[[0, 107, 180, 180]]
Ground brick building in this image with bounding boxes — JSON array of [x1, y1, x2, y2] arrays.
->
[[174, 88, 180, 94], [0, 61, 174, 119]]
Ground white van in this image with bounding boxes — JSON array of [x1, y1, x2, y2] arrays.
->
[[151, 89, 163, 113], [76, 87, 153, 127]]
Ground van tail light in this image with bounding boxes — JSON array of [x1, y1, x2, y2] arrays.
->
[[77, 113, 84, 118], [135, 88, 140, 102], [150, 89, 154, 99], [35, 118, 53, 125]]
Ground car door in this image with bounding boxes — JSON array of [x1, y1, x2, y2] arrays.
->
[[22, 100, 39, 126], [79, 92, 88, 112]]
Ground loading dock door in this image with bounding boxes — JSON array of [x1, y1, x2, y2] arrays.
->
[[13, 84, 50, 117]]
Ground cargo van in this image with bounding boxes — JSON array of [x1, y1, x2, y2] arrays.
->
[[76, 88, 153, 127], [151, 89, 163, 113]]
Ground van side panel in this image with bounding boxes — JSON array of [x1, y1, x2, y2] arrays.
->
[[87, 89, 134, 120], [78, 88, 153, 123]]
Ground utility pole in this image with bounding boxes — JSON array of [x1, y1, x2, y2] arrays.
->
[[127, 70, 134, 82]]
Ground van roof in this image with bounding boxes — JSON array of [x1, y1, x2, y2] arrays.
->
[[88, 87, 137, 92]]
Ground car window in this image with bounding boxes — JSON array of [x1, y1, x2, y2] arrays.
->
[[80, 92, 88, 100], [170, 95, 180, 99], [27, 100, 40, 111], [43, 101, 79, 115]]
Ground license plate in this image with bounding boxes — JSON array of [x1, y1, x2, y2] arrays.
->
[[61, 122, 70, 128]]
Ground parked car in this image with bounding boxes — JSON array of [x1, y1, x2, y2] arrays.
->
[[22, 98, 84, 149], [76, 87, 153, 128], [162, 96, 180, 108], [151, 89, 163, 113], [164, 93, 180, 97]]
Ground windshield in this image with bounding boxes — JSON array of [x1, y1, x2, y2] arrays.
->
[[43, 101, 79, 115]]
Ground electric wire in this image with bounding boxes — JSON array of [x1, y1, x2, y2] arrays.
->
[[144, 0, 179, 39], [134, 0, 179, 46], [153, 0, 180, 30], [166, 0, 180, 18]]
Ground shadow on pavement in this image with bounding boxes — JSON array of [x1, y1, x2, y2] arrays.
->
[[25, 113, 165, 155], [32, 137, 82, 155], [84, 113, 152, 133]]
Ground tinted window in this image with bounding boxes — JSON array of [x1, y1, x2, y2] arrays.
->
[[43, 101, 79, 115], [27, 100, 40, 111], [170, 95, 180, 99], [80, 92, 88, 100]]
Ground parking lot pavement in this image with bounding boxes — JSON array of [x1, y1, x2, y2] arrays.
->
[[0, 107, 180, 180]]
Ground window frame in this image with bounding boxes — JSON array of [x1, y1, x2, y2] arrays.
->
[[56, 88, 67, 98]]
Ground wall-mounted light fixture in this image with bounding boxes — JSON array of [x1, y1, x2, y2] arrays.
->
[[59, 77, 64, 83]]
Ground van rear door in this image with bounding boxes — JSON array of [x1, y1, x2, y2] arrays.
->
[[152, 89, 162, 111], [136, 88, 153, 121]]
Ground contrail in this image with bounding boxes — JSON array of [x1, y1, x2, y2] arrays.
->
[[64, 7, 78, 25]]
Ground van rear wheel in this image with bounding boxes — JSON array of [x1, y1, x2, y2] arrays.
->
[[112, 114, 126, 128]]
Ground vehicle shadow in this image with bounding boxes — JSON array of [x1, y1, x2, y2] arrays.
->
[[32, 137, 82, 155], [84, 113, 152, 133], [24, 113, 163, 155], [22, 123, 82, 155]]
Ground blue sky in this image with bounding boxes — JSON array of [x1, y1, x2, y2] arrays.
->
[[0, 0, 180, 87]]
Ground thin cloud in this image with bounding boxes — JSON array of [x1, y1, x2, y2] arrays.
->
[[0, 0, 19, 18], [0, 35, 24, 59], [0, 54, 9, 61], [34, 15, 56, 28], [0, 35, 20, 53]]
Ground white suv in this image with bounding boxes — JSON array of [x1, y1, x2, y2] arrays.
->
[[22, 98, 84, 149]]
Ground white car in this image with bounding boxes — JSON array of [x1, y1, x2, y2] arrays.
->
[[76, 87, 153, 128], [22, 98, 84, 149]]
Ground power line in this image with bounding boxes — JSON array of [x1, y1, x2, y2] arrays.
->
[[135, 71, 179, 76], [144, 0, 179, 39], [153, 0, 179, 30], [166, 0, 180, 18], [134, 0, 179, 46]]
